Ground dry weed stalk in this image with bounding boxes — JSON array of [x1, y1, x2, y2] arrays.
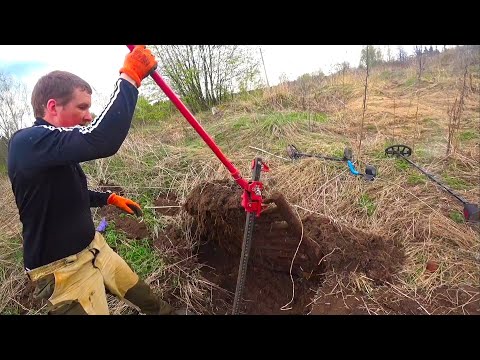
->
[[446, 66, 468, 156], [358, 45, 369, 160]]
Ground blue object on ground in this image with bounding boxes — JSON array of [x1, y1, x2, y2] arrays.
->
[[347, 160, 360, 175], [96, 217, 108, 232]]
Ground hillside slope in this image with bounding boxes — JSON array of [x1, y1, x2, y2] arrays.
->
[[1, 45, 478, 315]]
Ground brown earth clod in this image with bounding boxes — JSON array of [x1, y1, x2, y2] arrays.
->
[[182, 180, 406, 314]]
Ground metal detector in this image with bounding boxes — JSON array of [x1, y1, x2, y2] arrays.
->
[[385, 144, 479, 223], [286, 144, 377, 181]]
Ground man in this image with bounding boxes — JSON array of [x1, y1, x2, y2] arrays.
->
[[8, 45, 186, 315]]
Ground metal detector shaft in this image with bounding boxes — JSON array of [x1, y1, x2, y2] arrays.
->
[[232, 158, 263, 315], [127, 45, 249, 191], [398, 154, 468, 205], [297, 152, 344, 162]]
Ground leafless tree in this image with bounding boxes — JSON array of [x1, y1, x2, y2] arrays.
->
[[414, 45, 425, 80], [147, 45, 260, 113], [0, 71, 30, 140], [0, 71, 31, 169]]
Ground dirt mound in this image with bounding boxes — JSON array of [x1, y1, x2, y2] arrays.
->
[[183, 180, 405, 314], [97, 205, 149, 240], [184, 180, 404, 283]]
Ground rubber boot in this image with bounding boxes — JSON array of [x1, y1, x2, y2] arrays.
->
[[123, 279, 174, 315]]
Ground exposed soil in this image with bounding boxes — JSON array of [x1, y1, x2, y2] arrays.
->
[[310, 278, 480, 315], [37, 179, 475, 315], [97, 203, 149, 240], [182, 180, 406, 314], [15, 280, 44, 314]]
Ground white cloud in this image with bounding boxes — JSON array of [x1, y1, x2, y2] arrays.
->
[[0, 45, 129, 115]]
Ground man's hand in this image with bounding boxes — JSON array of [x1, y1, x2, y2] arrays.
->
[[107, 193, 143, 217], [120, 45, 158, 87]]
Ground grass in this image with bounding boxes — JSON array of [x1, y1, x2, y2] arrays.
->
[[449, 210, 465, 224], [138, 195, 167, 237], [459, 130, 478, 141], [408, 173, 426, 185], [404, 76, 417, 87], [0, 163, 6, 176], [358, 193, 376, 217], [1, 46, 479, 315], [0, 234, 27, 315], [232, 116, 251, 131], [442, 175, 469, 190], [395, 159, 411, 171], [259, 113, 302, 133], [103, 227, 165, 279]]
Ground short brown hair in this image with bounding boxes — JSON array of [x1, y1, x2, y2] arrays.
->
[[31, 70, 92, 118]]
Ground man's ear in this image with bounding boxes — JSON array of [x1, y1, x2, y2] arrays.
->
[[46, 99, 58, 115]]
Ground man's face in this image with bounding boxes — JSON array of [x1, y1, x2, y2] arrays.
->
[[56, 88, 93, 127]]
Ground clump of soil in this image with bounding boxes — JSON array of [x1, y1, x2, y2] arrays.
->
[[153, 193, 181, 216], [183, 180, 405, 314], [14, 280, 45, 314], [96, 184, 149, 239], [97, 205, 149, 239]]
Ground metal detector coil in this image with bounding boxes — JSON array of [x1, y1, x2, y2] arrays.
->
[[385, 144, 479, 223]]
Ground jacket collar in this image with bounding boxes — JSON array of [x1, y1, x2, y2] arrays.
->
[[34, 118, 53, 127]]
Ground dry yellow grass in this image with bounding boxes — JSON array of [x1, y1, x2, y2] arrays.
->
[[1, 46, 479, 314]]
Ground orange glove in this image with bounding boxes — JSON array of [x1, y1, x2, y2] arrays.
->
[[120, 45, 158, 87], [107, 193, 143, 217]]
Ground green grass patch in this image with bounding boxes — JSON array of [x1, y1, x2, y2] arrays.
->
[[103, 227, 164, 279], [184, 137, 204, 149], [395, 159, 410, 171], [141, 153, 161, 167], [232, 116, 251, 131], [442, 175, 469, 190], [449, 210, 465, 224], [404, 77, 417, 87], [269, 138, 292, 154], [137, 194, 166, 235], [407, 173, 426, 185], [358, 193, 376, 217], [458, 130, 478, 141], [330, 147, 347, 159], [258, 112, 329, 133], [307, 112, 329, 123], [0, 163, 6, 176], [259, 113, 300, 132], [414, 147, 428, 158]]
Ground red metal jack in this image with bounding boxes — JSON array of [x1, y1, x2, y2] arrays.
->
[[126, 45, 268, 215]]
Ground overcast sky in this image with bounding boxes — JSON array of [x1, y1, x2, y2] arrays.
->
[[0, 45, 443, 116]]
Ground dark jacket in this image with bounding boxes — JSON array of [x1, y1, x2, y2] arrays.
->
[[8, 78, 138, 269]]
